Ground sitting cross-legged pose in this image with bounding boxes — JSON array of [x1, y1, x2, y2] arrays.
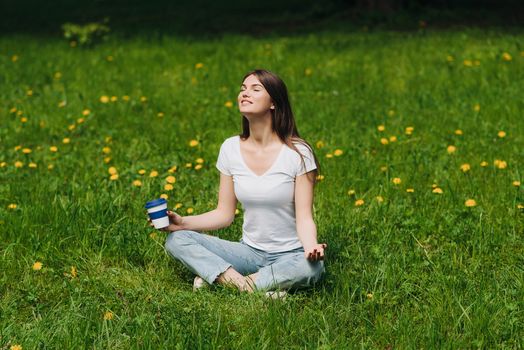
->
[[157, 69, 327, 295]]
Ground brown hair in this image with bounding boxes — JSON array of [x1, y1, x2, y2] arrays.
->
[[239, 69, 321, 185]]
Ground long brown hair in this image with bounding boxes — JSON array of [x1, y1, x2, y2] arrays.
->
[[239, 69, 321, 184]]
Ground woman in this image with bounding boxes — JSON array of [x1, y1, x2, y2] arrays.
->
[[159, 69, 327, 295]]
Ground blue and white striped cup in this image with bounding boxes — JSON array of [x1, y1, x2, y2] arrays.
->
[[145, 198, 169, 229]]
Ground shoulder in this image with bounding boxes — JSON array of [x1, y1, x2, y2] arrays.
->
[[290, 140, 314, 159], [220, 135, 240, 149]]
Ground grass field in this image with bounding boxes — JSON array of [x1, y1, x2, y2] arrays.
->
[[1, 22, 524, 349]]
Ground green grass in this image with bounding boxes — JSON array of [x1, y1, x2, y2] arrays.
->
[[1, 25, 524, 349]]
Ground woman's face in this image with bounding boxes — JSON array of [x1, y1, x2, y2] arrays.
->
[[238, 74, 274, 116]]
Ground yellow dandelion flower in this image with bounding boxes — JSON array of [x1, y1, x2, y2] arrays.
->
[[326, 153, 333, 158], [480, 161, 488, 167], [62, 138, 71, 144], [316, 140, 325, 149], [513, 181, 521, 187], [27, 89, 33, 96], [157, 112, 164, 117], [138, 169, 146, 175], [497, 130, 506, 138], [304, 68, 313, 76], [82, 109, 91, 116], [14, 161, 24, 168], [380, 166, 388, 172], [195, 164, 203, 170], [189, 139, 199, 147], [354, 199, 365, 207], [518, 204, 524, 209], [107, 55, 114, 62], [196, 158, 204, 164], [105, 136, 112, 143], [10, 344, 22, 350], [389, 136, 397, 142], [8, 203, 17, 209], [110, 174, 119, 180], [376, 196, 384, 203], [102, 147, 111, 154], [185, 163, 193, 168], [20, 117, 28, 123], [494, 160, 507, 169], [447, 145, 456, 154], [174, 203, 183, 209], [366, 292, 374, 300], [0, 162, 6, 167], [28, 162, 37, 168], [160, 194, 168, 200], [11, 55, 19, 62], [380, 138, 389, 145], [446, 55, 454, 62], [387, 110, 395, 116], [48, 164, 54, 170], [235, 208, 240, 215], [10, 107, 17, 113], [432, 183, 438, 188], [465, 199, 477, 207], [104, 157, 111, 164], [100, 95, 109, 103], [68, 124, 76, 131], [132, 180, 142, 187], [377, 125, 385, 132], [455, 129, 463, 135], [108, 167, 118, 175], [16, 110, 23, 116], [347, 189, 355, 196], [168, 165, 178, 173], [103, 311, 114, 320], [195, 63, 204, 69], [122, 95, 130, 101], [71, 266, 77, 278], [334, 149, 343, 156], [110, 96, 118, 102], [463, 59, 473, 66], [473, 104, 480, 112], [432, 187, 443, 194], [77, 117, 85, 124], [392, 177, 401, 185], [165, 175, 176, 184], [22, 148, 32, 154], [149, 170, 158, 177], [224, 101, 233, 108], [164, 184, 174, 191], [54, 71, 62, 79], [186, 207, 194, 214], [405, 126, 414, 135], [460, 163, 471, 172], [316, 175, 325, 181], [502, 52, 512, 61], [406, 188, 415, 193], [33, 261, 43, 270]]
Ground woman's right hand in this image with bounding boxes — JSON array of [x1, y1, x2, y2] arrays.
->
[[148, 210, 185, 232]]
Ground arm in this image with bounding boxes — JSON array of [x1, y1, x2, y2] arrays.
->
[[295, 171, 327, 261], [181, 173, 238, 232]]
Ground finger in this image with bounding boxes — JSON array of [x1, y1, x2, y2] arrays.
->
[[322, 243, 327, 249]]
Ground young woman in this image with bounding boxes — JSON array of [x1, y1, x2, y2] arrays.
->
[[158, 69, 327, 295]]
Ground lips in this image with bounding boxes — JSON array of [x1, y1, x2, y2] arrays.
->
[[240, 99, 252, 104]]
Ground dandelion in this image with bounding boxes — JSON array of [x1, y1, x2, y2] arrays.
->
[[108, 167, 117, 175], [174, 203, 183, 209], [392, 177, 401, 185], [406, 188, 414, 193], [149, 231, 157, 239], [463, 59, 473, 67], [33, 261, 43, 271], [22, 148, 32, 154], [14, 161, 23, 168], [185, 163, 193, 168], [160, 194, 168, 199], [377, 125, 385, 132], [189, 139, 199, 147], [455, 129, 463, 135], [446, 55, 454, 62], [58, 100, 66, 108], [149, 170, 158, 177], [27, 89, 33, 96], [110, 96, 118, 102], [502, 52, 512, 61], [465, 199, 477, 207], [110, 174, 119, 180], [460, 163, 471, 172], [480, 161, 488, 167], [99, 96, 109, 103], [235, 208, 240, 215], [380, 166, 387, 172], [122, 95, 130, 101], [8, 203, 17, 209], [165, 176, 176, 184], [376, 196, 384, 203], [380, 138, 389, 145], [77, 118, 85, 124], [354, 199, 364, 207], [68, 124, 76, 131], [389, 136, 397, 142], [494, 159, 507, 169], [28, 163, 37, 168], [405, 126, 414, 135], [54, 72, 62, 79], [132, 180, 142, 187], [513, 181, 521, 187], [71, 266, 77, 278], [316, 141, 325, 148], [304, 68, 313, 76], [326, 153, 333, 158], [473, 104, 480, 112], [157, 112, 164, 117], [168, 165, 177, 173], [10, 345, 22, 350], [11, 55, 19, 62], [195, 63, 204, 69], [366, 292, 374, 300], [105, 136, 112, 143], [316, 175, 325, 181], [48, 164, 54, 170], [62, 138, 70, 144], [102, 147, 111, 154], [82, 109, 91, 116], [0, 162, 6, 167], [224, 101, 233, 108], [107, 55, 114, 62], [103, 157, 111, 164], [196, 158, 204, 164], [20, 117, 28, 123], [432, 187, 443, 194], [497, 131, 506, 138], [518, 204, 524, 209], [186, 207, 194, 214], [138, 169, 146, 175], [103, 311, 114, 320], [195, 164, 203, 170], [334, 149, 343, 156], [387, 110, 395, 116], [164, 184, 174, 191], [347, 189, 355, 196], [447, 145, 456, 154]]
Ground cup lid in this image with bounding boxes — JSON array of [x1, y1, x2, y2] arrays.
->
[[145, 198, 167, 209]]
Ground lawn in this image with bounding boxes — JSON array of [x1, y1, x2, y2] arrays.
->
[[1, 21, 524, 348]]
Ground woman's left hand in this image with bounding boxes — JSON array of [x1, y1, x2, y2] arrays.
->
[[304, 243, 327, 262]]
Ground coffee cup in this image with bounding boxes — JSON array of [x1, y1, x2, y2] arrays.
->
[[145, 198, 169, 229]]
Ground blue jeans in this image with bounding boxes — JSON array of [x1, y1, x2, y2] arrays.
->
[[165, 230, 325, 291]]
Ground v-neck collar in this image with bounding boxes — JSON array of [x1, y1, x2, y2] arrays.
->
[[237, 136, 286, 178]]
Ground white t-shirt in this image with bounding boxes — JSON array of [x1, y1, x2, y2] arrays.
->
[[216, 135, 317, 253]]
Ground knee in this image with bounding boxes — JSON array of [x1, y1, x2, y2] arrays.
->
[[164, 230, 195, 257]]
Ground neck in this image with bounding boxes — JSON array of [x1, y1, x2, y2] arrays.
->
[[244, 111, 280, 148]]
